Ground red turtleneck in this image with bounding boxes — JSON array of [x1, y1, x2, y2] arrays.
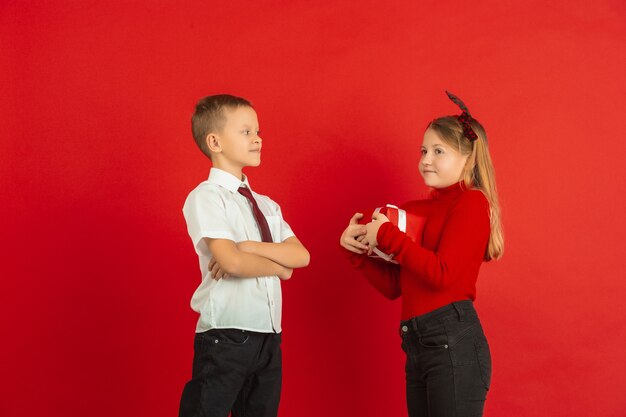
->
[[346, 182, 491, 320]]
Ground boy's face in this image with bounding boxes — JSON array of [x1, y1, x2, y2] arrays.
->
[[212, 106, 262, 173]]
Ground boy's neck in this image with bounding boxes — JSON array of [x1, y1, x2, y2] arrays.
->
[[212, 160, 245, 182]]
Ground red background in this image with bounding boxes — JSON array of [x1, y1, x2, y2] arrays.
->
[[2, 1, 626, 416]]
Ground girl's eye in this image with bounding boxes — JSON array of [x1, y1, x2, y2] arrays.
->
[[420, 149, 427, 155], [435, 148, 444, 155]]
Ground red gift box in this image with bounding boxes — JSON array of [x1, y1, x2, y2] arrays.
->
[[360, 204, 427, 263]]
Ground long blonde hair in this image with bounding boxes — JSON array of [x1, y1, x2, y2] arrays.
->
[[428, 116, 504, 260]]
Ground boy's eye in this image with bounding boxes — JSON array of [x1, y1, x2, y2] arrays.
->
[[242, 130, 250, 135]]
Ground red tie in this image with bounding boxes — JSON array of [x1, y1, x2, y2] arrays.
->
[[238, 186, 273, 243]]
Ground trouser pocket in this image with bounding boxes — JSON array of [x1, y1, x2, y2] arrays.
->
[[475, 334, 492, 390], [445, 319, 491, 396], [209, 328, 250, 345]]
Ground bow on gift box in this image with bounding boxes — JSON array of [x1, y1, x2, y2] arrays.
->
[[371, 205, 406, 263], [359, 204, 427, 263]]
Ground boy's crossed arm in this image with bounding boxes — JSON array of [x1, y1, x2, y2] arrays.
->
[[205, 237, 309, 281], [237, 237, 309, 269]]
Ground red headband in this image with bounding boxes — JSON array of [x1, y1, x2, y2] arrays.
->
[[445, 91, 478, 142]]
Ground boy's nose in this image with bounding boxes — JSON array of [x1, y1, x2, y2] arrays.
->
[[254, 135, 262, 144]]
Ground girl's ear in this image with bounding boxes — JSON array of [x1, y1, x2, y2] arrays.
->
[[206, 133, 222, 154]]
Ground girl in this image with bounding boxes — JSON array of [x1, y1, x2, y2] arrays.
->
[[340, 91, 503, 417]]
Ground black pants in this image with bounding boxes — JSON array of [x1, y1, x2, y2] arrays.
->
[[179, 329, 282, 417], [400, 300, 492, 417]]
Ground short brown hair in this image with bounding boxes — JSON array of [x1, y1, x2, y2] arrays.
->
[[191, 94, 253, 158]]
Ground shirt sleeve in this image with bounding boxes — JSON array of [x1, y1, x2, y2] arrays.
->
[[342, 248, 401, 300], [376, 190, 490, 290], [183, 186, 235, 256]]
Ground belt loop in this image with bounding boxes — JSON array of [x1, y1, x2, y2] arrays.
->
[[411, 317, 419, 332], [453, 302, 465, 321]]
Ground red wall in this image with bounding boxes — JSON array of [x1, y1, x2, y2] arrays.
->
[[2, 1, 625, 416]]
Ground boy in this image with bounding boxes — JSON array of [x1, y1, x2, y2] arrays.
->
[[179, 94, 310, 417]]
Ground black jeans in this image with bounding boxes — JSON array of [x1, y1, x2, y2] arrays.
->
[[400, 300, 492, 417], [179, 329, 282, 417]]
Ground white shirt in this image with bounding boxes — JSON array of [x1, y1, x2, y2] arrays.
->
[[183, 168, 295, 333]]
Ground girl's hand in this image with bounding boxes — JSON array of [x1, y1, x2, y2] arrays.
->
[[340, 213, 369, 254], [208, 257, 229, 280], [364, 211, 390, 255]]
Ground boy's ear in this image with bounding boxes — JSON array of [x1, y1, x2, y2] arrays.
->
[[206, 133, 222, 154]]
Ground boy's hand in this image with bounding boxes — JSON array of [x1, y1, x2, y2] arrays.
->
[[208, 257, 229, 280], [340, 213, 369, 254], [364, 211, 390, 255]]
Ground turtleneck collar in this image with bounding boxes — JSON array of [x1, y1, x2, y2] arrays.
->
[[430, 181, 466, 200]]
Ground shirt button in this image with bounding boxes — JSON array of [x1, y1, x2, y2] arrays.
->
[[401, 325, 408, 332]]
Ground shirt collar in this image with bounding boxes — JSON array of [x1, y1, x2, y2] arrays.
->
[[208, 168, 251, 193]]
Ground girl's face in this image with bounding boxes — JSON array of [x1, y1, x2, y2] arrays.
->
[[419, 128, 469, 189]]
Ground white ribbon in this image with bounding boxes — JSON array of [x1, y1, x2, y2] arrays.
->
[[370, 204, 406, 263]]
